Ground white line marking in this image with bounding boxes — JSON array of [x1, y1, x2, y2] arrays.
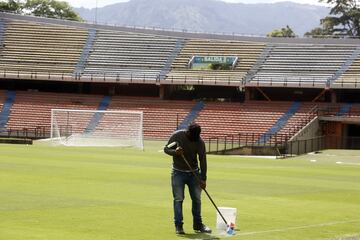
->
[[336, 161, 360, 166], [238, 219, 360, 236], [339, 162, 360, 166]]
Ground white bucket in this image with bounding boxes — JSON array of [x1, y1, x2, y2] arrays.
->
[[216, 207, 237, 230]]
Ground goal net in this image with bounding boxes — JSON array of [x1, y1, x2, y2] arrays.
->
[[50, 109, 144, 149]]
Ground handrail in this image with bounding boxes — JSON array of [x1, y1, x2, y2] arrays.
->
[[0, 69, 246, 86], [285, 104, 318, 137]]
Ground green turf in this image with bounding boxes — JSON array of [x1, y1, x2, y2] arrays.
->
[[0, 143, 360, 240]]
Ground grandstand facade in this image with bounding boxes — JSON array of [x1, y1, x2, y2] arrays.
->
[[0, 12, 360, 155]]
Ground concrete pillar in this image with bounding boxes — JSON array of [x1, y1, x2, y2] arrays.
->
[[245, 88, 251, 101], [159, 85, 166, 99], [331, 90, 337, 103], [108, 85, 115, 96]]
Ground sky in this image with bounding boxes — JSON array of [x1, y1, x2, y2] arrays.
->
[[66, 0, 327, 9]]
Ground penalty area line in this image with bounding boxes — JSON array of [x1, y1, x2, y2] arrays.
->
[[238, 219, 360, 236]]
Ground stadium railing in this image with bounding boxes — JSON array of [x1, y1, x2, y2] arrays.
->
[[0, 69, 250, 87], [285, 105, 319, 138], [285, 135, 360, 155], [0, 126, 48, 139], [206, 132, 290, 154], [317, 105, 360, 118]]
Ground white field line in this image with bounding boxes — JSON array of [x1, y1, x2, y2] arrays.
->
[[336, 161, 360, 166], [238, 219, 360, 236]]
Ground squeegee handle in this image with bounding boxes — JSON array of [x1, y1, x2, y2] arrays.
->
[[180, 154, 228, 226], [203, 188, 228, 226]]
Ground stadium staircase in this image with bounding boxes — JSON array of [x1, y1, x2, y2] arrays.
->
[[0, 90, 16, 130], [277, 103, 318, 137], [177, 101, 205, 129], [84, 96, 112, 134], [256, 101, 301, 144], [328, 46, 360, 85], [245, 44, 274, 82], [159, 38, 186, 80], [248, 44, 356, 87], [74, 28, 97, 77], [0, 19, 5, 47]]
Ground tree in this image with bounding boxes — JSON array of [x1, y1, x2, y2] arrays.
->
[[0, 0, 23, 13], [0, 0, 82, 21], [24, 0, 82, 21], [266, 25, 296, 38], [210, 63, 231, 70], [305, 0, 360, 37], [304, 27, 332, 38]]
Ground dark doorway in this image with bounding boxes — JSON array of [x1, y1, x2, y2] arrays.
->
[[345, 124, 360, 149]]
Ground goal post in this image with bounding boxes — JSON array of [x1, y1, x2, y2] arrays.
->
[[50, 109, 144, 149]]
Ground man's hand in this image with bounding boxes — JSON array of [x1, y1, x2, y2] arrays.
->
[[199, 180, 206, 190], [175, 146, 184, 156]]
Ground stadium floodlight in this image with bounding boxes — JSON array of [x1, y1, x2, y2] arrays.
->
[[50, 109, 144, 149]]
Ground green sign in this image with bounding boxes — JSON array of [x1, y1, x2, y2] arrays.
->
[[190, 56, 237, 70], [193, 56, 236, 64]]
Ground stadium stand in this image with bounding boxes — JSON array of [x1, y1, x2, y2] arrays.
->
[[82, 30, 180, 82], [194, 101, 294, 140], [0, 13, 360, 154], [177, 101, 205, 130], [247, 44, 358, 88], [6, 91, 102, 136], [74, 28, 97, 76], [277, 102, 318, 137], [332, 46, 360, 88], [0, 18, 88, 76], [0, 90, 14, 130], [257, 101, 302, 144], [107, 96, 195, 139], [0, 90, 6, 110], [4, 91, 317, 144], [166, 39, 265, 85], [0, 90, 15, 129], [0, 19, 5, 46]]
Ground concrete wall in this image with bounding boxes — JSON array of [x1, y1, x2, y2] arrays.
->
[[290, 117, 320, 141]]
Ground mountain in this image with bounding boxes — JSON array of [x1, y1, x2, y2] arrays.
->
[[75, 0, 329, 36]]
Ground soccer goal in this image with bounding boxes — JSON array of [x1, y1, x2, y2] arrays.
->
[[50, 109, 144, 149]]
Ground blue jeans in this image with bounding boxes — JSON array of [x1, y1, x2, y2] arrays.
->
[[171, 169, 202, 227]]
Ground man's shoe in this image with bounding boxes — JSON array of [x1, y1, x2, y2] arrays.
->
[[193, 223, 212, 233], [175, 225, 185, 235]]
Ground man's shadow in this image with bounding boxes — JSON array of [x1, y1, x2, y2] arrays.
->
[[178, 233, 220, 240]]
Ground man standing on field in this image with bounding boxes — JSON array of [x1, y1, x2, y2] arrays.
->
[[164, 123, 211, 235]]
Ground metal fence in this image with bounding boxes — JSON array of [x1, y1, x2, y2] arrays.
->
[[284, 135, 360, 156], [206, 133, 360, 156], [206, 132, 289, 154], [0, 126, 49, 139]]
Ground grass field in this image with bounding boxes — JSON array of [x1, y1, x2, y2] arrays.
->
[[1, 142, 360, 240]]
